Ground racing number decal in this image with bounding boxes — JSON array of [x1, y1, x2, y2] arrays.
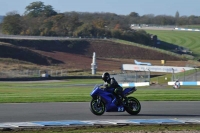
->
[[118, 107, 124, 112]]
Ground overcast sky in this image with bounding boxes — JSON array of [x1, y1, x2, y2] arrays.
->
[[0, 0, 199, 16]]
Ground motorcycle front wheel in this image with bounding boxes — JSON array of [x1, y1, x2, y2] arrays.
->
[[90, 98, 106, 115], [124, 97, 141, 115]]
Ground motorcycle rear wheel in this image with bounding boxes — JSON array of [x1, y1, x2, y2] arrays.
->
[[124, 97, 141, 115], [90, 98, 106, 115]]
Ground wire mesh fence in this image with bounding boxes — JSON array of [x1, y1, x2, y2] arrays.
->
[[0, 70, 68, 78], [1, 68, 200, 83], [172, 68, 200, 81], [111, 71, 150, 83]]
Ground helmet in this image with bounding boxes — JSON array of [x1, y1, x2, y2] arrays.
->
[[102, 72, 110, 82]]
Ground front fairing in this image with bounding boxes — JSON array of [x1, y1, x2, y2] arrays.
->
[[90, 85, 115, 104], [91, 87, 103, 96], [90, 85, 105, 96]]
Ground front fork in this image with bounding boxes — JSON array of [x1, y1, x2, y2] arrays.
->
[[97, 96, 101, 106]]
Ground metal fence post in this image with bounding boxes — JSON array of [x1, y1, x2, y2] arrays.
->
[[172, 68, 174, 81], [148, 69, 150, 82], [134, 71, 136, 82], [183, 68, 185, 81], [195, 68, 197, 81], [39, 70, 41, 77]]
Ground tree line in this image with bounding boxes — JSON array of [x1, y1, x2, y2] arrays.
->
[[1, 1, 200, 45]]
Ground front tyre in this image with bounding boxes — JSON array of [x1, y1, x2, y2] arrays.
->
[[90, 98, 105, 115], [124, 97, 141, 115]]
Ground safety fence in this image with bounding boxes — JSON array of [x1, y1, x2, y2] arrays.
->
[[111, 71, 150, 83], [110, 68, 200, 84], [1, 68, 200, 84], [0, 69, 150, 82], [0, 70, 68, 78], [172, 68, 200, 81]]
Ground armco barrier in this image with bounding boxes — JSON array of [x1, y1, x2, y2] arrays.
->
[[119, 82, 150, 87], [174, 28, 200, 32], [0, 77, 150, 87], [0, 76, 101, 81], [168, 81, 200, 86]]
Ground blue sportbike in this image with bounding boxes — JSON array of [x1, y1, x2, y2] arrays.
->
[[90, 85, 141, 115]]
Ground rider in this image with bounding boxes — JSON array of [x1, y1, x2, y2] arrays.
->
[[174, 79, 180, 89], [101, 72, 124, 104]]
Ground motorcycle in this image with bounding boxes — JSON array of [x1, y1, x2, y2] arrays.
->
[[90, 84, 141, 115], [173, 81, 180, 89]]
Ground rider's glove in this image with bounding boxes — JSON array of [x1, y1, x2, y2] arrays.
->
[[103, 82, 109, 87], [100, 86, 105, 90]]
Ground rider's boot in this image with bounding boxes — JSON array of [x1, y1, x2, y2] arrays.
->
[[114, 95, 121, 105], [116, 95, 125, 106], [119, 94, 129, 107]]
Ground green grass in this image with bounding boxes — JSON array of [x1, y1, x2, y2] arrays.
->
[[145, 30, 200, 59], [136, 87, 200, 101], [0, 79, 102, 103], [0, 79, 200, 103]]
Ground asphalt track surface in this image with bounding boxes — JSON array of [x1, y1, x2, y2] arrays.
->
[[0, 101, 200, 123]]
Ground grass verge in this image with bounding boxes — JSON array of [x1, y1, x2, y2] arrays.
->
[[0, 79, 200, 103]]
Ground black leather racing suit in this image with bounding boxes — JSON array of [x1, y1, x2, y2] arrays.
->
[[103, 77, 123, 100]]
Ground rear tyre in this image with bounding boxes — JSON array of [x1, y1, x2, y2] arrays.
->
[[124, 97, 141, 115], [90, 98, 105, 115]]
